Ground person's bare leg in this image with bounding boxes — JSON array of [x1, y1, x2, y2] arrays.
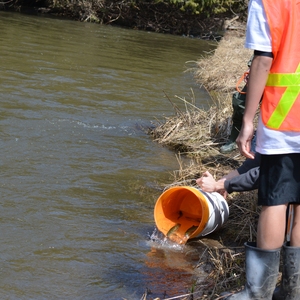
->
[[291, 204, 300, 247], [257, 205, 287, 249]]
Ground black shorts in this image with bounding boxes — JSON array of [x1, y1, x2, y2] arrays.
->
[[258, 153, 300, 206]]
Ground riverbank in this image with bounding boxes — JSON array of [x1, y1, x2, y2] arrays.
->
[[2, 1, 247, 40], [149, 25, 263, 299]]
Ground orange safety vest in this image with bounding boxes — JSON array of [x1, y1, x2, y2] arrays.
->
[[261, 0, 300, 131]]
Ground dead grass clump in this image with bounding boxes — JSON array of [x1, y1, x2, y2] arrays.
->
[[194, 33, 252, 93], [194, 246, 245, 299], [149, 92, 239, 160]]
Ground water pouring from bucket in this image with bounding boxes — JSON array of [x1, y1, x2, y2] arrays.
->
[[154, 186, 229, 244]]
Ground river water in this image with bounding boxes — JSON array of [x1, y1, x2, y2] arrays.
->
[[0, 11, 216, 299]]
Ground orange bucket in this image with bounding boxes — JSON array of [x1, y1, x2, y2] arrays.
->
[[154, 186, 229, 244]]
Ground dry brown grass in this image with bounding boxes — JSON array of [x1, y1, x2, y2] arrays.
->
[[147, 28, 265, 299], [194, 30, 252, 93], [150, 93, 232, 156]]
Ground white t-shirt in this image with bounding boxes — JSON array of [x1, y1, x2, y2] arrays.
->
[[245, 0, 300, 154], [245, 0, 272, 52]]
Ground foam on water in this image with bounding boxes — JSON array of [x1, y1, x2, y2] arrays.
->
[[147, 227, 185, 251]]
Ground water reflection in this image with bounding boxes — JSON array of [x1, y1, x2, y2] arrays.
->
[[143, 229, 205, 299]]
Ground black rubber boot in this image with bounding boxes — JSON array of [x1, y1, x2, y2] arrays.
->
[[223, 242, 281, 299], [273, 242, 300, 300], [220, 88, 245, 154], [231, 86, 246, 137], [228, 121, 241, 143]]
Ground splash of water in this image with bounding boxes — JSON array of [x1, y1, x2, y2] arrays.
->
[[147, 227, 185, 251]]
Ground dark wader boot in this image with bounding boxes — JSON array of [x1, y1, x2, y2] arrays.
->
[[230, 86, 246, 141], [220, 86, 246, 153], [273, 242, 300, 300], [223, 242, 281, 300]]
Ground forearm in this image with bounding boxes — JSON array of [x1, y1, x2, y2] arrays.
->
[[225, 167, 260, 194], [243, 55, 273, 124], [221, 169, 239, 181]]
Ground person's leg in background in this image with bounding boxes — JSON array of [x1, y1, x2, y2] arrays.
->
[[220, 87, 246, 154]]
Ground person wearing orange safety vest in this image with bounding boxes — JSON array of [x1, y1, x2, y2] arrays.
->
[[222, 0, 300, 299]]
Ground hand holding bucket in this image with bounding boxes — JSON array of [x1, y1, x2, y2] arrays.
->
[[154, 186, 229, 244]]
